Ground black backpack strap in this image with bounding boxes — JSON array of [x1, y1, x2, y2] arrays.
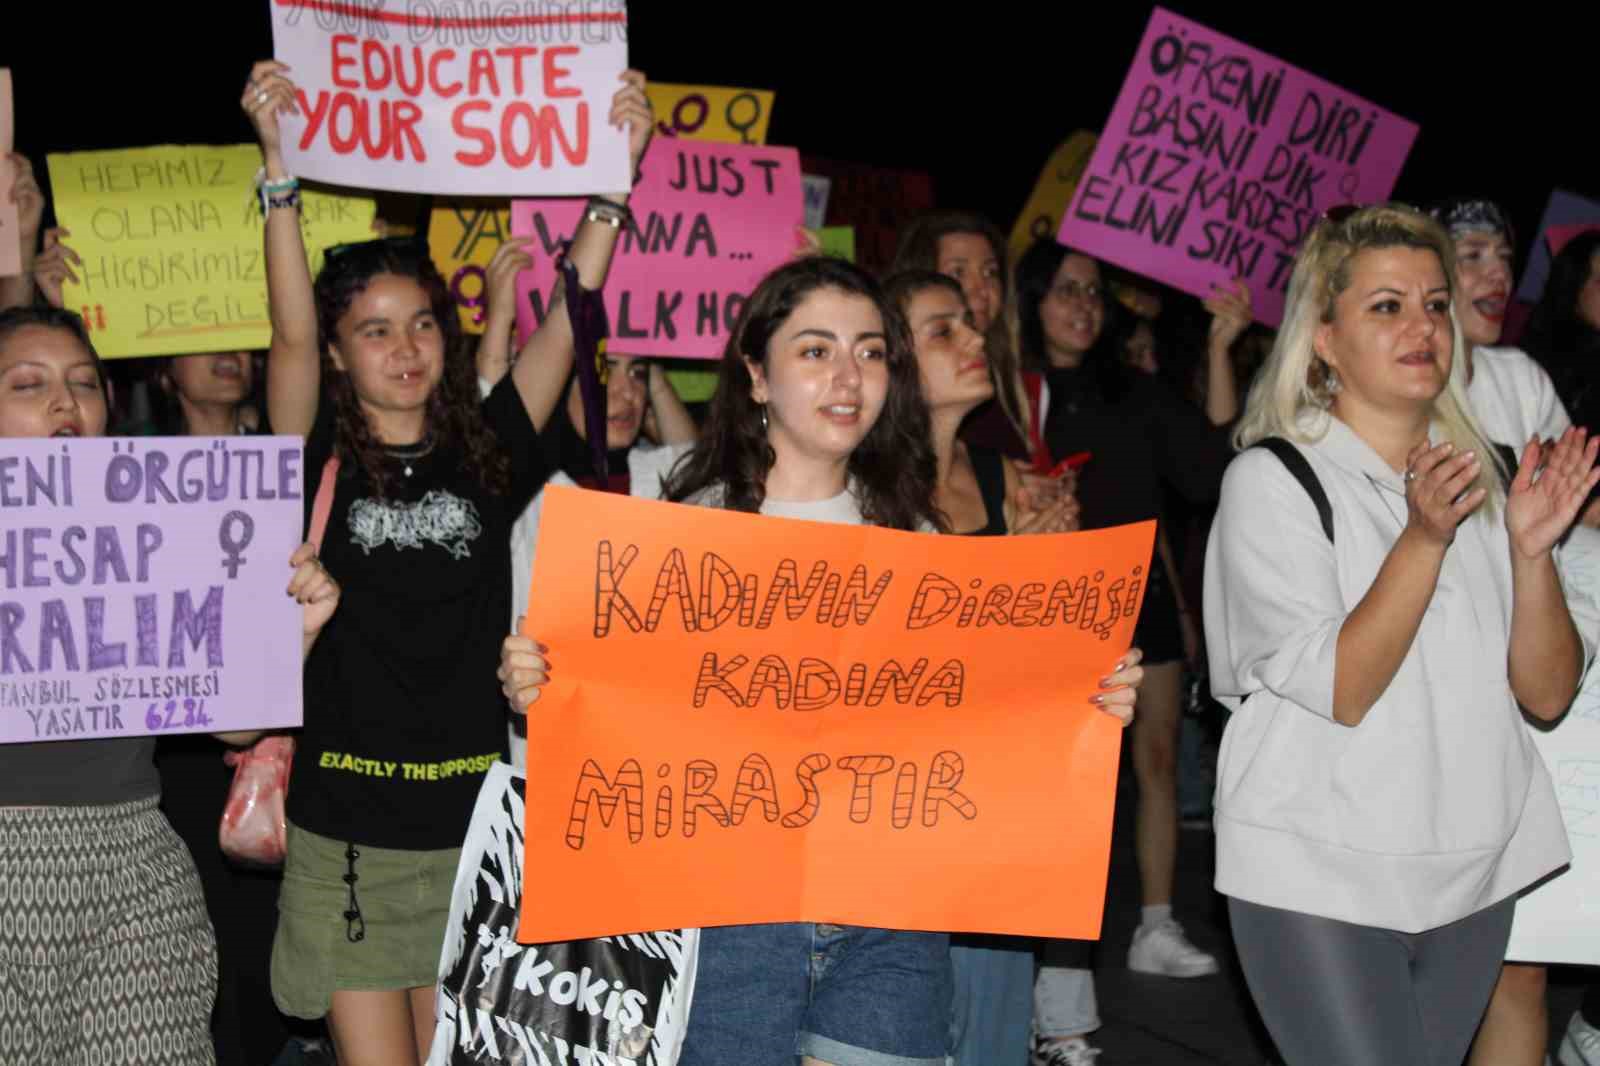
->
[[1250, 437, 1334, 544], [1492, 442, 1521, 490]]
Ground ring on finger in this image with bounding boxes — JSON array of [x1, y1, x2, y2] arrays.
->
[[1403, 468, 1417, 483]]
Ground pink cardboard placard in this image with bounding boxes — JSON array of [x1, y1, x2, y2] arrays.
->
[[0, 69, 19, 278], [1058, 9, 1418, 327], [511, 137, 803, 359]]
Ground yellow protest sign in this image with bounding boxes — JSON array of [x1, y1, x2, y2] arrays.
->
[[646, 83, 775, 145], [45, 145, 376, 359], [428, 199, 513, 335], [665, 365, 717, 404], [1010, 131, 1098, 259]]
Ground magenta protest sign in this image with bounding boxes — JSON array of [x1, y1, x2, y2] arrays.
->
[[1058, 9, 1418, 326], [268, 0, 630, 196], [1, 437, 305, 744], [511, 136, 803, 358]]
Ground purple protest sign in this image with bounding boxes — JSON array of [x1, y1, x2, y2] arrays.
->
[[1514, 189, 1600, 306], [0, 436, 304, 744], [511, 137, 804, 358], [1058, 8, 1419, 327]]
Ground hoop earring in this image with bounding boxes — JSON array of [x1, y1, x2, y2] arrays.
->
[[1311, 358, 1341, 406]]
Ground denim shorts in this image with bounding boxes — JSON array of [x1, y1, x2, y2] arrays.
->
[[678, 922, 952, 1066]]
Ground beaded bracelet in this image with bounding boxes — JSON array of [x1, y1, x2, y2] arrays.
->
[[266, 188, 302, 212], [583, 197, 632, 229], [254, 167, 301, 215]]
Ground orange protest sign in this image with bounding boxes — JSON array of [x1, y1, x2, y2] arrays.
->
[[518, 487, 1154, 943]]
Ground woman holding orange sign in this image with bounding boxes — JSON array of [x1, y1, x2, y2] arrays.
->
[[501, 255, 1144, 1066]]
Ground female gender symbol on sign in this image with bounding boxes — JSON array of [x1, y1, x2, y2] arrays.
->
[[656, 92, 764, 145], [450, 265, 489, 325], [219, 510, 255, 578]]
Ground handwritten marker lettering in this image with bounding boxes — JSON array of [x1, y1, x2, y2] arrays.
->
[[1058, 7, 1418, 327], [516, 487, 1155, 944], [512, 138, 804, 359], [0, 437, 305, 744]]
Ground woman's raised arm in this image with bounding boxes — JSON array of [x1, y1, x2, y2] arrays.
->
[[507, 70, 654, 431], [244, 60, 321, 437]]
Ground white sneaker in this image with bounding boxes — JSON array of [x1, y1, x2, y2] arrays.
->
[[1126, 918, 1219, 977], [1560, 1010, 1600, 1066], [1030, 1035, 1102, 1065]]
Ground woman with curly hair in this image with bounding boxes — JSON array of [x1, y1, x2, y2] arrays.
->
[[242, 58, 651, 1066]]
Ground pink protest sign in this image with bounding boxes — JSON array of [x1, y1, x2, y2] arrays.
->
[[0, 69, 19, 278], [1547, 223, 1600, 258], [0, 437, 305, 744], [512, 137, 803, 358], [1058, 8, 1418, 327], [268, 0, 630, 196]]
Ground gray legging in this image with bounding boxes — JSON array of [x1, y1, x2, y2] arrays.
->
[[1228, 895, 1514, 1066]]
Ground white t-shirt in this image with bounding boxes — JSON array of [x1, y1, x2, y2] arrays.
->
[[1204, 413, 1575, 933], [1467, 345, 1570, 448]]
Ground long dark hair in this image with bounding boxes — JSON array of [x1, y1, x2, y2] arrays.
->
[[314, 240, 509, 496], [1526, 231, 1600, 391], [1014, 238, 1129, 402], [882, 268, 964, 314], [665, 257, 940, 532], [892, 211, 1028, 440]]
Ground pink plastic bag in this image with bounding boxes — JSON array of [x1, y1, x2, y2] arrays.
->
[[219, 736, 294, 867]]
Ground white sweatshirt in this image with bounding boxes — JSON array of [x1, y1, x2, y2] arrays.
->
[[1468, 345, 1570, 447], [1204, 412, 1575, 933]]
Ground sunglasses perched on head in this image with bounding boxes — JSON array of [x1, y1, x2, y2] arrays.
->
[[322, 235, 430, 265]]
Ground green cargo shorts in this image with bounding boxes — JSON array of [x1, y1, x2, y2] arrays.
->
[[271, 820, 460, 1019]]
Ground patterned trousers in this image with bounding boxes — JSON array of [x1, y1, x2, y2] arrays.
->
[[0, 796, 218, 1065]]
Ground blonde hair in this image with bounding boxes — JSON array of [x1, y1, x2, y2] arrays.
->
[[1234, 203, 1506, 510]]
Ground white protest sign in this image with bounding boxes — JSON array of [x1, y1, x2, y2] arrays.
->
[[268, 0, 630, 196], [1508, 527, 1600, 965]]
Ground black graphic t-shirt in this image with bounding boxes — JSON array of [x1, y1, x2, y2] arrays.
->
[[288, 377, 550, 849]]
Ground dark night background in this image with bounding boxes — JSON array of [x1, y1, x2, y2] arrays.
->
[[6, 4, 1593, 278]]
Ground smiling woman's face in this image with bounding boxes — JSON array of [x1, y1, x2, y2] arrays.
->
[[0, 324, 107, 439], [1451, 231, 1514, 347], [746, 286, 890, 470]]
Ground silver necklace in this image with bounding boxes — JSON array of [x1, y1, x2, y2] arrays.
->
[[384, 436, 435, 478]]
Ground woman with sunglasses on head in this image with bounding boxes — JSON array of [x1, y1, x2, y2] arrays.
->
[[1210, 204, 1593, 1066], [501, 255, 1143, 1066], [0, 305, 340, 1066], [242, 59, 652, 1066]]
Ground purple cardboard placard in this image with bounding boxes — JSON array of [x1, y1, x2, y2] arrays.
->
[[1058, 8, 1418, 327], [1515, 189, 1600, 306], [511, 137, 804, 358], [0, 436, 305, 744]]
